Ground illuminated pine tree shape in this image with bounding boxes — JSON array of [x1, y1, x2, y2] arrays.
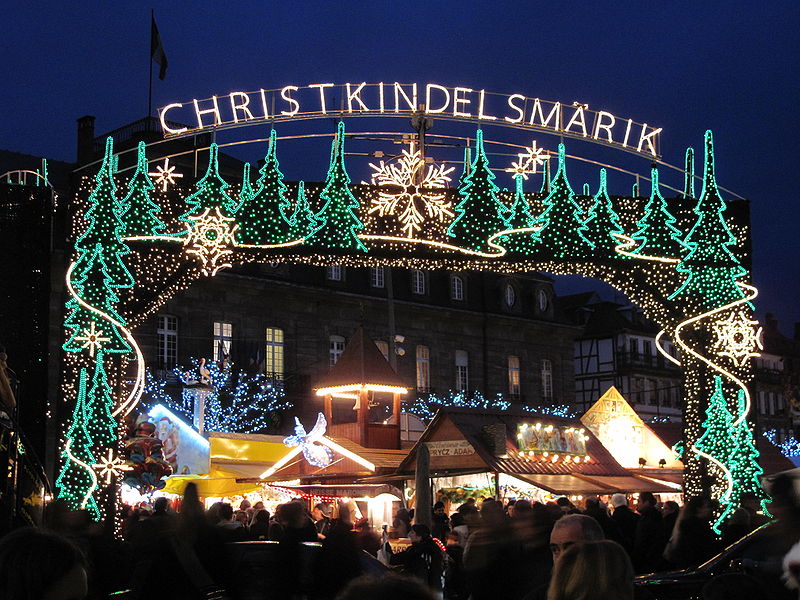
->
[[695, 376, 735, 529], [631, 167, 686, 259], [367, 145, 455, 238], [306, 122, 366, 252], [84, 351, 118, 448], [64, 245, 131, 354], [533, 143, 593, 258], [55, 369, 100, 520], [120, 141, 166, 237], [179, 144, 237, 222], [236, 130, 294, 245], [446, 130, 510, 252], [289, 181, 323, 241], [457, 145, 472, 189], [235, 162, 254, 214], [583, 169, 624, 256], [725, 390, 770, 522], [500, 170, 540, 255], [670, 131, 747, 310], [75, 137, 134, 288]]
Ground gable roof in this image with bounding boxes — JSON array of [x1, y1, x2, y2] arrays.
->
[[313, 327, 408, 390]]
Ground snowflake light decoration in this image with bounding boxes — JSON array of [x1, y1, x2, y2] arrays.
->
[[284, 413, 333, 468], [93, 449, 133, 485], [73, 321, 111, 357], [506, 140, 550, 179], [366, 146, 455, 238], [712, 309, 763, 366], [183, 208, 238, 276], [149, 157, 184, 192]]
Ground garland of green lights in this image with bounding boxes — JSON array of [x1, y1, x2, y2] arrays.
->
[[179, 143, 237, 221], [120, 141, 166, 237], [583, 168, 624, 257], [630, 167, 687, 260]]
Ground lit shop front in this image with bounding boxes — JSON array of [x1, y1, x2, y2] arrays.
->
[[396, 408, 673, 510]]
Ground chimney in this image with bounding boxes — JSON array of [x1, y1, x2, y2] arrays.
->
[[76, 115, 96, 166], [794, 322, 800, 341], [765, 313, 778, 334]]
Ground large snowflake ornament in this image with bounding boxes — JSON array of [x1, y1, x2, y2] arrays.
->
[[366, 146, 455, 238], [93, 449, 133, 485], [184, 208, 238, 276], [712, 309, 763, 367], [506, 140, 550, 179], [74, 321, 111, 357], [149, 157, 184, 192]]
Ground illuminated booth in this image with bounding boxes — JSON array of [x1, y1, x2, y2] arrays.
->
[[396, 407, 673, 509]]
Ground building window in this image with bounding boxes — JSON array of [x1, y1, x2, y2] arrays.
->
[[758, 391, 766, 414], [411, 269, 426, 295], [634, 377, 645, 404], [157, 315, 178, 370], [330, 335, 345, 366], [508, 355, 521, 396], [416, 345, 431, 391], [212, 321, 232, 362], [504, 283, 516, 307], [455, 350, 469, 391], [629, 338, 639, 358], [643, 340, 652, 357], [375, 340, 389, 361], [327, 265, 343, 281], [538, 289, 549, 312], [451, 275, 464, 301], [265, 327, 284, 379], [541, 358, 552, 401], [371, 267, 385, 288]]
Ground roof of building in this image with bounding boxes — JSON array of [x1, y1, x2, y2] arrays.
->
[[313, 327, 408, 391]]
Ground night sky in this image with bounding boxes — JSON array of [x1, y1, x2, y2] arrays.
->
[[3, 2, 798, 332]]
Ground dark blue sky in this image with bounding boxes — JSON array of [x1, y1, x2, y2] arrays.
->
[[3, 2, 798, 332]]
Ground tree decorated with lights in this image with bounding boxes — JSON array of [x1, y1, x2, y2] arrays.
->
[[179, 144, 237, 221], [55, 369, 101, 520], [75, 137, 134, 288], [457, 145, 472, 189], [726, 389, 770, 520], [447, 130, 510, 252], [533, 143, 593, 258], [683, 147, 695, 199], [630, 167, 686, 259], [670, 131, 747, 311], [236, 130, 295, 245], [306, 122, 366, 251], [120, 141, 165, 237], [63, 245, 131, 354], [290, 181, 323, 241], [235, 162, 254, 214], [583, 169, 624, 256], [501, 173, 540, 254], [84, 351, 118, 448]]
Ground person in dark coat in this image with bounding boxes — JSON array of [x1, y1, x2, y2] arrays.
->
[[663, 496, 720, 569], [249, 508, 271, 540], [610, 493, 639, 556], [584, 497, 624, 547], [661, 500, 679, 542], [633, 492, 665, 574], [386, 524, 445, 591], [431, 501, 450, 542]]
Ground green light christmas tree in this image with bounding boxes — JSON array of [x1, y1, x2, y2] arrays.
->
[[670, 131, 747, 311], [236, 130, 294, 245], [55, 369, 101, 520], [64, 245, 131, 354], [533, 143, 593, 258], [500, 174, 539, 254], [583, 169, 624, 257], [179, 143, 237, 222], [446, 130, 510, 252], [235, 162, 254, 214], [84, 351, 118, 448], [630, 167, 686, 259], [290, 181, 323, 241], [306, 122, 366, 252], [120, 141, 165, 237], [683, 147, 695, 199], [75, 137, 134, 288]]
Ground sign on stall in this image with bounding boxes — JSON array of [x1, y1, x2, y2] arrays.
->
[[426, 439, 475, 457]]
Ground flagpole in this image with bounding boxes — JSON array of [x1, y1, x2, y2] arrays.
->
[[148, 9, 154, 124]]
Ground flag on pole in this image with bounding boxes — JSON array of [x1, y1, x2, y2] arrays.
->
[[151, 15, 168, 80]]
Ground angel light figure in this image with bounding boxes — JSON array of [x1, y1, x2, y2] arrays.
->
[[283, 413, 333, 468]]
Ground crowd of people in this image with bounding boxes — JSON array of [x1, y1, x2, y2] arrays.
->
[[1, 478, 799, 600]]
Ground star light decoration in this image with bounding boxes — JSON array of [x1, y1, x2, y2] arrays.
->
[[505, 140, 551, 180], [283, 413, 333, 468], [93, 449, 133, 485], [183, 208, 238, 276], [73, 321, 111, 357], [366, 145, 455, 238], [149, 157, 184, 192], [712, 309, 763, 367]]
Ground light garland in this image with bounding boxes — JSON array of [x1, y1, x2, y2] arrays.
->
[[763, 429, 800, 458]]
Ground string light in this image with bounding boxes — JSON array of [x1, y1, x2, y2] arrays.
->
[[583, 169, 624, 257], [630, 167, 687, 259], [179, 143, 237, 221], [121, 141, 166, 237], [763, 429, 800, 458]]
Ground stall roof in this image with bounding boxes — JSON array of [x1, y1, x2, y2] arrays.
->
[[398, 408, 631, 477], [268, 483, 403, 500]]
